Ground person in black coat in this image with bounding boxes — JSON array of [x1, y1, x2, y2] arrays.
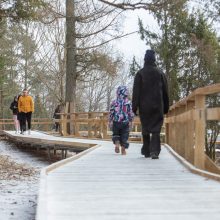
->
[[132, 49, 169, 159], [53, 104, 62, 132], [10, 95, 20, 133]]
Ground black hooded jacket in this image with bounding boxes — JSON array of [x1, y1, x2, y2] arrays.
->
[[132, 62, 169, 133], [10, 101, 18, 115]]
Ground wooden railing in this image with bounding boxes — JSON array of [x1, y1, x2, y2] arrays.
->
[[0, 118, 54, 131], [57, 112, 144, 141], [165, 83, 220, 173], [1, 84, 219, 174], [0, 113, 144, 141]]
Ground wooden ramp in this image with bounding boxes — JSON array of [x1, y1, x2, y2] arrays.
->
[[3, 131, 220, 220]]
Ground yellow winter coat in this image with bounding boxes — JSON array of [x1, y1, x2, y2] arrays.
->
[[18, 95, 34, 113]]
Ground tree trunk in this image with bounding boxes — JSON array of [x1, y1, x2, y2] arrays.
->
[[0, 89, 3, 119], [106, 75, 112, 111], [24, 22, 28, 89], [65, 0, 77, 134]]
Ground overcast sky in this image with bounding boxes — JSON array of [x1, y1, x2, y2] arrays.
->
[[115, 9, 158, 63], [116, 3, 220, 64]]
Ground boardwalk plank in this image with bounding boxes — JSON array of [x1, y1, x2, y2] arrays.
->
[[3, 131, 220, 220], [44, 139, 220, 220]]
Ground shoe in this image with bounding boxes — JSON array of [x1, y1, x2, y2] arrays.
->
[[141, 147, 145, 155], [115, 146, 120, 153], [141, 148, 150, 158], [141, 147, 150, 156], [151, 153, 159, 159], [28, 130, 31, 135], [121, 147, 126, 155], [20, 131, 24, 135]]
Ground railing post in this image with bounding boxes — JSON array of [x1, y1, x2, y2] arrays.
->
[[175, 106, 181, 156], [88, 113, 92, 138], [172, 108, 177, 152], [194, 95, 206, 170], [103, 112, 108, 139], [168, 109, 173, 149], [94, 114, 98, 138], [185, 101, 195, 164], [74, 113, 79, 137], [135, 124, 138, 132], [60, 115, 63, 135], [63, 103, 69, 136], [165, 112, 171, 146], [179, 105, 187, 158]]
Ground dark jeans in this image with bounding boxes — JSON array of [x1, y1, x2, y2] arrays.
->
[[20, 112, 32, 132], [141, 133, 161, 156], [112, 121, 129, 148]]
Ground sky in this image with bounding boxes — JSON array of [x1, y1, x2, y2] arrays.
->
[[115, 9, 158, 63], [116, 3, 220, 64]]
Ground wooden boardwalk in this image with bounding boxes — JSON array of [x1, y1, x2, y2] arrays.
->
[[3, 131, 220, 220], [3, 130, 95, 159]]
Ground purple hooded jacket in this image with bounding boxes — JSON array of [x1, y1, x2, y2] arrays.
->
[[109, 86, 134, 123]]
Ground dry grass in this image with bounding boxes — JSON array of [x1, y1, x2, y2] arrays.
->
[[0, 154, 37, 180]]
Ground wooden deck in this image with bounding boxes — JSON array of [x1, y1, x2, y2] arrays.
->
[[3, 131, 220, 220]]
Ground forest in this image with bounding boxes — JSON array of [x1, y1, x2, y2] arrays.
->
[[1, 1, 220, 219], [0, 0, 219, 118]]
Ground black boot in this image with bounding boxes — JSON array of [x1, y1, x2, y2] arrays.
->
[[141, 147, 150, 158], [151, 152, 159, 159], [142, 133, 150, 158]]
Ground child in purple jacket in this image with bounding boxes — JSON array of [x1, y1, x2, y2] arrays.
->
[[109, 86, 134, 155]]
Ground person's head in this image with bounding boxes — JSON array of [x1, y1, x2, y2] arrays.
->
[[116, 86, 128, 100], [144, 49, 156, 63], [14, 96, 18, 102], [22, 89, 28, 96]]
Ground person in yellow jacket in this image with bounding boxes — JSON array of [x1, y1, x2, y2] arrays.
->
[[18, 89, 34, 135]]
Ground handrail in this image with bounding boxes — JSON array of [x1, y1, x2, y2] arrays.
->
[[57, 112, 143, 139], [0, 114, 144, 141], [170, 83, 220, 110], [165, 83, 220, 174], [0, 118, 54, 131]]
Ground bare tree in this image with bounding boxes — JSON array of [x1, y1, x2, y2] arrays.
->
[[77, 50, 121, 112], [98, 0, 174, 11], [62, 0, 124, 133], [65, 0, 76, 134]]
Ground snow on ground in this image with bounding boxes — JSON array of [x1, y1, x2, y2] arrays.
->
[[0, 139, 51, 220]]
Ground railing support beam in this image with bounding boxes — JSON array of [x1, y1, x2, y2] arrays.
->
[[194, 95, 206, 170]]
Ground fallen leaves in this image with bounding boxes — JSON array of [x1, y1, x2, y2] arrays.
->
[[0, 154, 37, 180]]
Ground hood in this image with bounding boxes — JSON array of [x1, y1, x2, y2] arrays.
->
[[116, 86, 128, 100]]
